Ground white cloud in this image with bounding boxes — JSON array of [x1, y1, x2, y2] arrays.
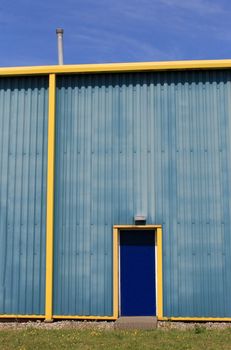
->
[[71, 28, 176, 61]]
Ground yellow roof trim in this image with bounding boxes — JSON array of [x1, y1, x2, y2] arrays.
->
[[0, 59, 231, 76]]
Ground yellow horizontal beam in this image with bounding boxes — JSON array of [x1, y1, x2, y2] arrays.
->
[[113, 225, 162, 229], [0, 315, 45, 319], [1, 59, 231, 76], [0, 314, 230, 321], [159, 317, 231, 322], [53, 315, 116, 320]]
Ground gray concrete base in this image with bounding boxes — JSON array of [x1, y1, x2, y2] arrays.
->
[[114, 316, 157, 330]]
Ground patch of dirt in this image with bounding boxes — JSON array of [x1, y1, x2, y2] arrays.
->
[[158, 321, 231, 330], [1, 319, 231, 331], [0, 320, 114, 330]]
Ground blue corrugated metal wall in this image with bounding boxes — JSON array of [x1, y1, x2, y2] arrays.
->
[[0, 76, 48, 315], [54, 70, 231, 317]]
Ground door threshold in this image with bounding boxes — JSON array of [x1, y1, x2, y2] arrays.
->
[[114, 316, 157, 329]]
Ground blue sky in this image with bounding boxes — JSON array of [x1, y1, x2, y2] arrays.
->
[[0, 0, 231, 66]]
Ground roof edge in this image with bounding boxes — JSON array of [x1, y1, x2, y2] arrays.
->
[[0, 59, 231, 76]]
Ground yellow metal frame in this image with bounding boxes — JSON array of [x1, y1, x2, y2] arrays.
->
[[1, 59, 231, 321], [0, 315, 44, 319], [113, 225, 163, 320], [45, 74, 56, 321], [160, 317, 231, 322], [53, 315, 116, 320], [0, 59, 231, 76]]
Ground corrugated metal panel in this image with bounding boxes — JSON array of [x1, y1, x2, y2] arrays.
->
[[54, 71, 231, 317], [0, 76, 48, 315]]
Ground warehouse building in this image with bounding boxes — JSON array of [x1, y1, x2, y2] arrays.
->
[[0, 60, 231, 322]]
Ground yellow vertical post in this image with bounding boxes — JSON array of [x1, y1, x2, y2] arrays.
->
[[45, 74, 56, 322], [157, 227, 163, 319], [113, 227, 119, 319]]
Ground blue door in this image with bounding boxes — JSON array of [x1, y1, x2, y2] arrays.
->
[[120, 230, 156, 316]]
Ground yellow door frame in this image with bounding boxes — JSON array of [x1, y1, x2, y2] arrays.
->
[[113, 225, 163, 319]]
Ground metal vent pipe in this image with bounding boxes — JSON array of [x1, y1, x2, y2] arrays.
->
[[56, 28, 64, 65]]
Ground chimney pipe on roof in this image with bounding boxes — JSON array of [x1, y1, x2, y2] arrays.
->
[[56, 28, 64, 65]]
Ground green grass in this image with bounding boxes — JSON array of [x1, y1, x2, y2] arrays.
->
[[1, 327, 231, 350]]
